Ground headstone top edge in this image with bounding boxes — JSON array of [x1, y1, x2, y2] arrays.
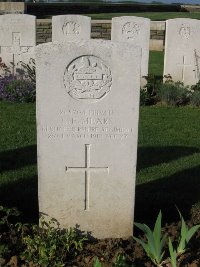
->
[[0, 14, 36, 19], [112, 16, 150, 22], [52, 15, 91, 21], [166, 18, 200, 23], [35, 39, 141, 53]]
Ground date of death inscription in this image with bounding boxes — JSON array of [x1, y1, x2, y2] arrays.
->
[[40, 109, 135, 140]]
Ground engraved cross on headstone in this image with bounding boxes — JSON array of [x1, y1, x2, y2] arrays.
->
[[65, 144, 109, 211], [176, 55, 192, 82], [0, 32, 33, 74]]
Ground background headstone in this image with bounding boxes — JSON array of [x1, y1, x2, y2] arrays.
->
[[52, 15, 91, 42], [111, 16, 150, 85], [36, 40, 141, 238], [164, 18, 200, 85], [0, 14, 36, 75]]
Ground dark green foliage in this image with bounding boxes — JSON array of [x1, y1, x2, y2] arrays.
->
[[0, 206, 22, 260], [133, 210, 200, 267], [157, 77, 190, 106], [93, 254, 128, 267], [191, 80, 200, 92], [140, 88, 152, 106], [0, 205, 87, 267], [114, 254, 129, 267], [190, 91, 200, 107], [140, 74, 162, 106], [133, 211, 166, 266], [190, 80, 200, 107], [20, 58, 36, 86], [19, 216, 87, 267]]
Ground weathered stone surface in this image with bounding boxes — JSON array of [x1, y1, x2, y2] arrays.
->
[[111, 16, 150, 80], [164, 18, 200, 85], [36, 39, 141, 239], [52, 15, 91, 42], [149, 40, 164, 51], [0, 14, 36, 74], [0, 2, 25, 14], [150, 21, 165, 31]]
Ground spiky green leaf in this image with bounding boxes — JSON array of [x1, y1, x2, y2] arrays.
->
[[186, 225, 200, 243], [133, 236, 150, 256], [153, 211, 162, 259], [168, 238, 177, 267], [134, 222, 157, 258]]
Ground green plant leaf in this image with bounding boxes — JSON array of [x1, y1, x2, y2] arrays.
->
[[134, 222, 156, 256], [114, 254, 128, 267], [176, 208, 200, 256], [177, 209, 187, 253], [133, 236, 150, 256], [186, 225, 200, 243], [153, 211, 163, 261], [134, 211, 166, 266], [93, 257, 102, 267], [168, 238, 177, 267]]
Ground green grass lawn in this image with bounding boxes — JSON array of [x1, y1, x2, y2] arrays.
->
[[149, 51, 164, 76], [0, 103, 38, 222], [87, 12, 200, 20], [136, 106, 200, 224], [0, 102, 200, 225]]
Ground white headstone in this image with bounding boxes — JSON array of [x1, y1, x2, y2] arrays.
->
[[52, 15, 91, 42], [111, 16, 150, 84], [36, 40, 141, 238], [164, 18, 200, 85], [0, 14, 36, 75]]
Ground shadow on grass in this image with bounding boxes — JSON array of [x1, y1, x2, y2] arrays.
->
[[135, 165, 200, 226], [137, 146, 200, 171], [0, 145, 37, 173], [0, 175, 39, 223], [0, 144, 199, 225]]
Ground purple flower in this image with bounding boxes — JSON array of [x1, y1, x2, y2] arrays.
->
[[0, 74, 35, 103]]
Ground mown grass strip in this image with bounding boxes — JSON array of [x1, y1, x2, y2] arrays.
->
[[87, 12, 200, 21]]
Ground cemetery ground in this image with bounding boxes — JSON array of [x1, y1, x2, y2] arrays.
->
[[0, 52, 200, 266], [1, 103, 200, 266], [149, 51, 164, 76]]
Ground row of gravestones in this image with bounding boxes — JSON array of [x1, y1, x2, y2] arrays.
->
[[2, 14, 200, 239], [1, 14, 200, 85], [36, 15, 200, 238]]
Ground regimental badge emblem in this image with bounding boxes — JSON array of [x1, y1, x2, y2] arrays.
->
[[64, 56, 112, 102], [179, 24, 191, 39], [62, 21, 80, 35], [122, 22, 140, 39]]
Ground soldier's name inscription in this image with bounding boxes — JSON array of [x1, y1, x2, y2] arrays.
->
[[40, 108, 134, 140]]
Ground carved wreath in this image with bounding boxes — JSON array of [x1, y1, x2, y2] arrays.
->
[[64, 56, 112, 101]]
